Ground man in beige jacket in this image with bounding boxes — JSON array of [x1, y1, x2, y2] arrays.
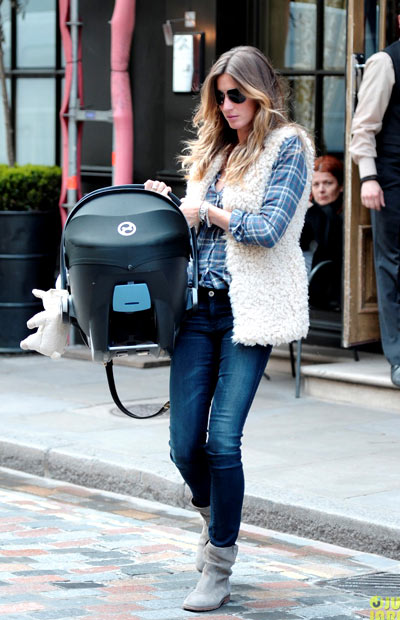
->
[[350, 7, 400, 387]]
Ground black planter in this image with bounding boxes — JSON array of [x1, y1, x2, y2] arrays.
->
[[0, 210, 61, 352]]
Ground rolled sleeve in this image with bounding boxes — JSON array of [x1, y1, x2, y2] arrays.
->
[[350, 51, 395, 172], [229, 135, 307, 247]]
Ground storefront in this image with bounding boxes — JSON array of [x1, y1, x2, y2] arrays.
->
[[1, 0, 399, 350]]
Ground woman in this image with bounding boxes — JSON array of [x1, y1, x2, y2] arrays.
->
[[301, 155, 343, 310], [145, 46, 314, 612]]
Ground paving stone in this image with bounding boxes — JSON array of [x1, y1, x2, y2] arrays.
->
[[128, 609, 190, 619], [28, 611, 87, 619], [0, 556, 39, 563], [244, 613, 303, 620], [15, 570, 71, 576], [121, 563, 174, 576], [0, 616, 40, 620], [54, 580, 105, 589], [291, 603, 359, 617]]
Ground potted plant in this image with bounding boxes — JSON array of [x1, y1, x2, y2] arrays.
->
[[0, 164, 62, 351]]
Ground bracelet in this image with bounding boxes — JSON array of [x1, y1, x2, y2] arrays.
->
[[199, 201, 211, 227], [360, 175, 378, 185], [198, 201, 206, 223]]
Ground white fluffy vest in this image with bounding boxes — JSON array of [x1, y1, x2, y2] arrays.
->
[[186, 126, 314, 346]]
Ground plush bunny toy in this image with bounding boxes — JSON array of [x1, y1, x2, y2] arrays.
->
[[20, 288, 69, 360]]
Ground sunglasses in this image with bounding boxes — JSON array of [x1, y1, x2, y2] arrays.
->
[[215, 88, 247, 106]]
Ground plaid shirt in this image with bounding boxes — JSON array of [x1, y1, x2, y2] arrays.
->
[[190, 135, 307, 289]]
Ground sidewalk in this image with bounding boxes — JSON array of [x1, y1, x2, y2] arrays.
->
[[1, 467, 398, 620], [0, 349, 399, 561]]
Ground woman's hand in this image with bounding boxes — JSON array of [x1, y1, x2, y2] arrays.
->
[[144, 179, 172, 197], [180, 198, 232, 231], [179, 197, 201, 228]]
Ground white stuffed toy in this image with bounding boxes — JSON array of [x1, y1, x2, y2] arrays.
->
[[20, 288, 69, 360]]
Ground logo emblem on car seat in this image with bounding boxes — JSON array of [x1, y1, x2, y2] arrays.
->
[[117, 221, 136, 236]]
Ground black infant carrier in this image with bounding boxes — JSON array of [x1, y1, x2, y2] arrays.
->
[[60, 184, 198, 418]]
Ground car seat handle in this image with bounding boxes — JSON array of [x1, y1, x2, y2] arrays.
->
[[168, 191, 198, 312]]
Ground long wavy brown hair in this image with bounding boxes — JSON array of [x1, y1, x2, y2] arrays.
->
[[179, 46, 293, 183]]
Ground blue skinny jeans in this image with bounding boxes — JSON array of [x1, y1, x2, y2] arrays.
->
[[169, 289, 271, 547]]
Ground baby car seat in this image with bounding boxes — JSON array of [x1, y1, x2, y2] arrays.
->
[[60, 184, 197, 418]]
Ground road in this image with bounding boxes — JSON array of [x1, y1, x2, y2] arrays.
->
[[0, 467, 396, 619]]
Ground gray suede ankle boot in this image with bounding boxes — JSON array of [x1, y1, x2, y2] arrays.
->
[[192, 503, 210, 572], [183, 541, 238, 612]]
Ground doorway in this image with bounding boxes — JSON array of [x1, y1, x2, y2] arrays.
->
[[258, 0, 398, 349], [342, 0, 398, 349]]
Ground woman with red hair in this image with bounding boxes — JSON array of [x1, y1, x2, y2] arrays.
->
[[301, 155, 344, 310]]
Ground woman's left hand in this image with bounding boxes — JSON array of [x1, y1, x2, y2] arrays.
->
[[144, 179, 172, 197], [179, 197, 201, 228]]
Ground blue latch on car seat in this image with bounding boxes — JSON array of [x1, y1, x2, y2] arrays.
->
[[112, 283, 151, 313]]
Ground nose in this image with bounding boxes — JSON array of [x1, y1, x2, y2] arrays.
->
[[221, 96, 233, 111]]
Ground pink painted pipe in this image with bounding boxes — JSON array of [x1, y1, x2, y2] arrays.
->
[[110, 0, 135, 185]]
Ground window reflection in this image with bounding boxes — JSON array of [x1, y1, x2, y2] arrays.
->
[[364, 0, 380, 59], [267, 0, 317, 70], [323, 76, 345, 152], [17, 0, 55, 68], [287, 76, 315, 133], [324, 0, 346, 70], [285, 0, 317, 70], [0, 80, 11, 164], [0, 0, 11, 69], [16, 79, 55, 165]]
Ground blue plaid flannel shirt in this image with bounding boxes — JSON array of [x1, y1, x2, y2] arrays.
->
[[189, 135, 307, 289]]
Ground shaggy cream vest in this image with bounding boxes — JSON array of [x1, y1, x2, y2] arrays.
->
[[186, 126, 315, 346]]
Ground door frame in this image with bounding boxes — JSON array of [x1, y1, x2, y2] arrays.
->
[[342, 0, 386, 347]]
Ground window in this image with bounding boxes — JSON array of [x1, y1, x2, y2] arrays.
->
[[0, 0, 61, 165], [261, 0, 346, 157], [16, 78, 56, 165], [0, 1, 11, 163], [17, 0, 56, 68]]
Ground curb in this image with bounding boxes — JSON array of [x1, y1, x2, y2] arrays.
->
[[1, 438, 399, 560]]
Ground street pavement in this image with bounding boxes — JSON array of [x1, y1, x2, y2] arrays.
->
[[0, 350, 400, 562], [0, 466, 398, 620]]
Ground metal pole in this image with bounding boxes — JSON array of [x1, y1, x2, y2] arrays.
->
[[67, 0, 79, 345], [67, 0, 79, 209]]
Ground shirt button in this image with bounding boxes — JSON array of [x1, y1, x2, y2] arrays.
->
[[208, 290, 214, 297]]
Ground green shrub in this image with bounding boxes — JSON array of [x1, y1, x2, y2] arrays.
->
[[0, 164, 62, 211]]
